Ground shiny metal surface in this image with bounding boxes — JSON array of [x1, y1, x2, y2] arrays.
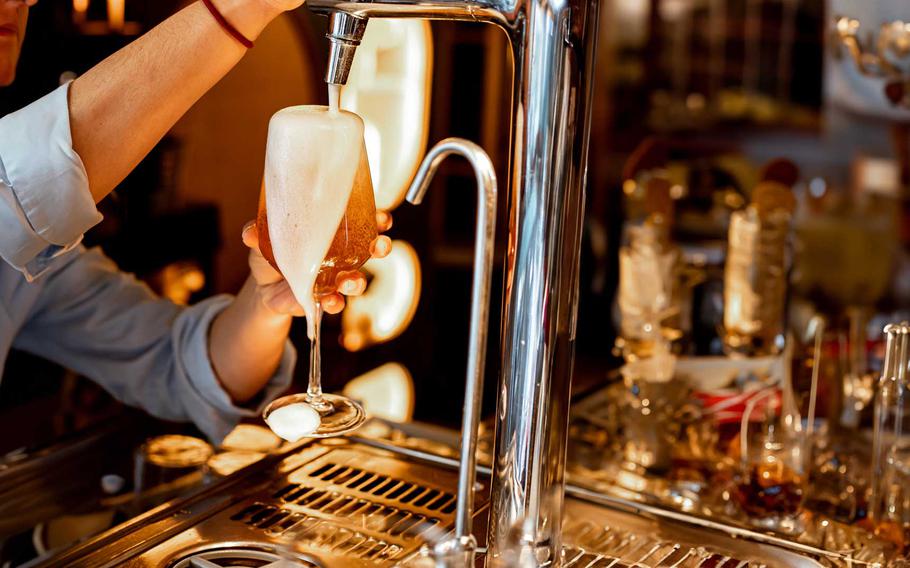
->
[[560, 500, 825, 568], [170, 545, 322, 567], [29, 439, 843, 568], [352, 421, 894, 565], [309, 0, 600, 561], [0, 417, 173, 543], [28, 441, 488, 568], [324, 12, 367, 85], [406, 138, 498, 566], [565, 483, 886, 566], [488, 0, 599, 558]]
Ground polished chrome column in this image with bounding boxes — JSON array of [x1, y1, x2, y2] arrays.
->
[[491, 0, 600, 562], [306, 0, 600, 563]]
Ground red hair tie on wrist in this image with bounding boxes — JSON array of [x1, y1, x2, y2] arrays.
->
[[202, 0, 255, 49]]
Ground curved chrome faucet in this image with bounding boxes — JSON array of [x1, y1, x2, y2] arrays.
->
[[309, 0, 600, 562], [406, 138, 497, 567]]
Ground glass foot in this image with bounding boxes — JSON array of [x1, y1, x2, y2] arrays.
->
[[263, 393, 366, 439]]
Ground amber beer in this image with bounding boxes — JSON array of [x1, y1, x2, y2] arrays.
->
[[258, 105, 373, 439], [257, 144, 378, 296]]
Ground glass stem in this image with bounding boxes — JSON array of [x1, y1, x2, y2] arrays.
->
[[307, 301, 332, 413]]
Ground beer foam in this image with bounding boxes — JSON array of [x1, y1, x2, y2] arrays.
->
[[264, 106, 363, 338], [328, 84, 341, 112], [265, 402, 320, 442]]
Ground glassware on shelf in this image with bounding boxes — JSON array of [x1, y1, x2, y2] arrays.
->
[[731, 387, 807, 533], [789, 317, 871, 524], [830, 14, 910, 110], [620, 359, 691, 474], [616, 220, 681, 359], [723, 182, 795, 357], [616, 218, 688, 473], [870, 323, 910, 555], [132, 435, 212, 511], [796, 157, 899, 430], [258, 105, 379, 440]]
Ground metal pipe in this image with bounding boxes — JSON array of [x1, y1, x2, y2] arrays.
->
[[406, 138, 498, 565], [308, 0, 600, 562], [488, 2, 600, 562]]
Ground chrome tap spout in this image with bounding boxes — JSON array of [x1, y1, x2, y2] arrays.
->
[[314, 0, 510, 86], [324, 12, 368, 85]]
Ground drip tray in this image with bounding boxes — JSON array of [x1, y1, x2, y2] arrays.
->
[[134, 443, 488, 568], [560, 500, 824, 567], [226, 448, 471, 564], [31, 439, 832, 568]]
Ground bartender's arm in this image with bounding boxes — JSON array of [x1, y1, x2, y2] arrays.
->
[[209, 222, 314, 403], [70, 0, 304, 201], [10, 218, 382, 439], [0, 0, 303, 277], [13, 243, 297, 443]]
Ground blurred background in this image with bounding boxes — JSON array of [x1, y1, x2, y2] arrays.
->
[[3, 1, 910, 559], [0, 0, 868, 448]]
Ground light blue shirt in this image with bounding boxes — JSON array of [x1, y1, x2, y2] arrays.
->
[[0, 84, 294, 442]]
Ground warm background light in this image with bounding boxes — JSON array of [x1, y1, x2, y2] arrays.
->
[[339, 21, 431, 353], [157, 261, 205, 305], [342, 362, 415, 423], [341, 240, 421, 351], [107, 0, 125, 31], [341, 20, 433, 211], [72, 0, 140, 34]]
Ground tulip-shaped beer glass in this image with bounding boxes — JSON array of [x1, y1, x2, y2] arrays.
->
[[258, 106, 378, 438]]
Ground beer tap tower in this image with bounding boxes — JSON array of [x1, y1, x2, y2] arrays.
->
[[305, 0, 601, 563]]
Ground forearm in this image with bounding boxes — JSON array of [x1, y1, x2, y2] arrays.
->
[[69, 0, 283, 202], [210, 276, 292, 403]]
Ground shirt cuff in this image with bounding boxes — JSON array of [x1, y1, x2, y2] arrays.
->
[[174, 295, 296, 443], [0, 83, 102, 278]]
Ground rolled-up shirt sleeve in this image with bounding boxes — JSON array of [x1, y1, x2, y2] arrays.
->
[[173, 296, 295, 441], [0, 83, 102, 280], [13, 247, 295, 443]]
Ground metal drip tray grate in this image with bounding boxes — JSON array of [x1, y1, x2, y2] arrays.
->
[[269, 485, 444, 538], [231, 494, 440, 539], [563, 550, 753, 567], [32, 441, 825, 568], [278, 461, 458, 515], [563, 544, 754, 567], [224, 448, 481, 566], [561, 519, 765, 567], [557, 500, 823, 568], [230, 503, 408, 562]]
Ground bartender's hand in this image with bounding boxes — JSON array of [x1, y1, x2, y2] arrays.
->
[[209, 210, 391, 403], [241, 212, 393, 316]]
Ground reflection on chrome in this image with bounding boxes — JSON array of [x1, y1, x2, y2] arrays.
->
[[307, 0, 601, 561], [406, 138, 497, 566]]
